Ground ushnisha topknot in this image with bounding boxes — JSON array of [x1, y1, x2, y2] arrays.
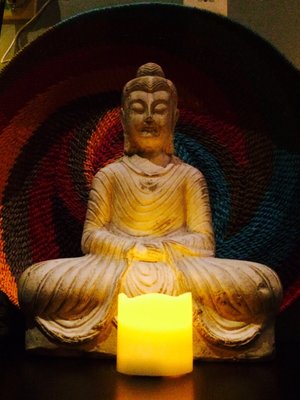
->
[[121, 63, 177, 107], [136, 62, 165, 78]]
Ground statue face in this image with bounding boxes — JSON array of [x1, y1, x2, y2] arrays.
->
[[122, 90, 177, 156]]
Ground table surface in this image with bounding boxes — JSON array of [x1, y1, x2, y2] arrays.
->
[[1, 345, 299, 400]]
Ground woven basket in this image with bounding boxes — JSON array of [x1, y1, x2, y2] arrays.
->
[[0, 4, 299, 311]]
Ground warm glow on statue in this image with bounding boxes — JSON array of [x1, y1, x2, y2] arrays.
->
[[18, 63, 282, 360]]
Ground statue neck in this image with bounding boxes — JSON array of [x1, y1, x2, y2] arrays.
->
[[135, 152, 171, 167]]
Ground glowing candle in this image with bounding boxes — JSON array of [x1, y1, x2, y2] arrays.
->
[[117, 292, 193, 376]]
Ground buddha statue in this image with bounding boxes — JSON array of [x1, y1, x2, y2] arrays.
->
[[18, 63, 282, 360]]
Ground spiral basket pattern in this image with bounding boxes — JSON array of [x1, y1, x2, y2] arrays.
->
[[0, 5, 299, 311]]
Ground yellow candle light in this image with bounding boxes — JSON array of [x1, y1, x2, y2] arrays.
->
[[117, 292, 193, 376]]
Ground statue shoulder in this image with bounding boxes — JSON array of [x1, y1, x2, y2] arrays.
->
[[94, 158, 125, 177], [175, 158, 206, 180], [91, 158, 125, 188]]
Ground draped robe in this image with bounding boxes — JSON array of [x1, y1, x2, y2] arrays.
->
[[19, 155, 282, 348]]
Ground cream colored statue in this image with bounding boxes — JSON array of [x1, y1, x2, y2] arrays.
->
[[18, 63, 282, 360]]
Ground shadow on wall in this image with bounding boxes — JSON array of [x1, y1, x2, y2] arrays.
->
[[17, 0, 181, 52]]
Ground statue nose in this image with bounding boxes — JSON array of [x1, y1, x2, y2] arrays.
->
[[144, 114, 153, 123]]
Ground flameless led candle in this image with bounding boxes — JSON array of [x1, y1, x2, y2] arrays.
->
[[117, 292, 193, 376]]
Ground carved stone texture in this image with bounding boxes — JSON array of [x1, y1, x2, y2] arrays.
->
[[18, 63, 282, 360]]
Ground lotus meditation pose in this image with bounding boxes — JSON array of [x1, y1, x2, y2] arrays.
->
[[19, 63, 282, 359]]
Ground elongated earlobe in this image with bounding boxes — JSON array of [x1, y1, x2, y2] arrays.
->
[[173, 108, 179, 129], [120, 108, 126, 130]]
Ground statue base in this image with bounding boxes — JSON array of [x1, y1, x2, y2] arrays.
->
[[24, 322, 276, 361]]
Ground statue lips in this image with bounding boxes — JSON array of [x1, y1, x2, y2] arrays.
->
[[141, 125, 159, 137]]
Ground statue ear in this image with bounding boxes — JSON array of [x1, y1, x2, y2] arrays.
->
[[173, 108, 179, 129], [120, 108, 126, 130], [121, 107, 132, 154]]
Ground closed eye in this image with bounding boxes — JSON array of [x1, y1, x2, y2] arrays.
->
[[153, 104, 168, 114], [129, 102, 145, 113]]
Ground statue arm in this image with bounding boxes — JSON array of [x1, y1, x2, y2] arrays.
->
[[164, 169, 215, 257], [186, 169, 215, 254], [81, 170, 135, 257]]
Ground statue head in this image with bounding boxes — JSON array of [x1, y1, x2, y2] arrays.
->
[[121, 63, 179, 157]]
